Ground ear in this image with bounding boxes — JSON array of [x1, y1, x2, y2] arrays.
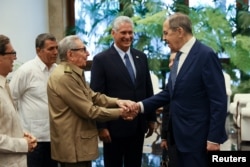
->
[[66, 50, 73, 60], [111, 29, 115, 37], [36, 47, 41, 53], [177, 27, 184, 37]]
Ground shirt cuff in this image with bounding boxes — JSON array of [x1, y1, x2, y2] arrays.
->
[[139, 102, 144, 113], [207, 140, 219, 144]]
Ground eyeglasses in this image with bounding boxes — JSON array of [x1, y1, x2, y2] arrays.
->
[[0, 51, 17, 56], [70, 47, 87, 52]]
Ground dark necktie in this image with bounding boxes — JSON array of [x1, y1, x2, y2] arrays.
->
[[124, 53, 135, 84], [170, 52, 182, 90]]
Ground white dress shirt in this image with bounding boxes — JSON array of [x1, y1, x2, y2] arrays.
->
[[9, 56, 57, 142], [177, 37, 196, 74], [113, 44, 137, 77]]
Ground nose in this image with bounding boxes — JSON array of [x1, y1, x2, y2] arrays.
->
[[86, 50, 90, 57], [162, 37, 168, 43], [54, 48, 59, 54], [12, 53, 17, 60]]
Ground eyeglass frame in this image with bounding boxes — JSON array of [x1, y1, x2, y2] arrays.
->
[[0, 51, 17, 56], [70, 47, 87, 53]]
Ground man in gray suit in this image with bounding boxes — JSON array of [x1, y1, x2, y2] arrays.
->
[[0, 34, 37, 167]]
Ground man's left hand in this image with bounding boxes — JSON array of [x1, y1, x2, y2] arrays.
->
[[207, 141, 220, 151]]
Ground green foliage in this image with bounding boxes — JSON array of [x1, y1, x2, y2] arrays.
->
[[134, 10, 167, 38], [74, 0, 119, 46], [190, 7, 233, 53], [74, 0, 250, 92], [132, 10, 169, 83], [232, 79, 250, 96], [236, 10, 250, 36], [172, 0, 190, 14], [229, 35, 250, 73], [238, 11, 250, 29]]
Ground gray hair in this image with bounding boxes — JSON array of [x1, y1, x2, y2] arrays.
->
[[112, 16, 134, 31], [168, 12, 193, 34], [35, 33, 57, 49], [58, 35, 81, 61]]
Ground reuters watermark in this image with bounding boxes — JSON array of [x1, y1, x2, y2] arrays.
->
[[207, 151, 249, 167]]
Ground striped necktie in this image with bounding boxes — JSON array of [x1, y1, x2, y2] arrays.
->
[[124, 53, 135, 84], [170, 52, 182, 90]]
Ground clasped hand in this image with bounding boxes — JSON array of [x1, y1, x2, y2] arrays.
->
[[116, 100, 141, 121], [24, 132, 37, 152]]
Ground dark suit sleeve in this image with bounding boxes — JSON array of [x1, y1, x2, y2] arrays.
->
[[202, 50, 228, 143], [142, 88, 170, 114]]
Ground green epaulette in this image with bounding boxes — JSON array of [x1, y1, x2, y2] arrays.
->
[[64, 64, 72, 74]]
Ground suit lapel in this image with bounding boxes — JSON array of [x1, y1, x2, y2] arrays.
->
[[110, 46, 136, 86], [130, 49, 140, 84], [175, 41, 200, 84]]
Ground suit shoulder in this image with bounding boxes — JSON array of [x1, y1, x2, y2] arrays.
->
[[131, 48, 145, 54], [93, 48, 115, 60], [131, 48, 147, 58], [196, 40, 215, 54], [63, 64, 73, 74]]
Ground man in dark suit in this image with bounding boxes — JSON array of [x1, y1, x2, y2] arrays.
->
[[90, 16, 156, 167], [132, 13, 228, 167]]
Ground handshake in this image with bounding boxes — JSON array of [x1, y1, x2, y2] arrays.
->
[[116, 99, 141, 121]]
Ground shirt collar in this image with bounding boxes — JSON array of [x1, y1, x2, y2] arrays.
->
[[114, 43, 131, 56], [179, 36, 196, 54], [35, 56, 57, 72]]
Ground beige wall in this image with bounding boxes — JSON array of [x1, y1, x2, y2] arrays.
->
[[1, 0, 68, 62], [0, 0, 49, 64], [48, 0, 67, 41], [1, 0, 68, 79]]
